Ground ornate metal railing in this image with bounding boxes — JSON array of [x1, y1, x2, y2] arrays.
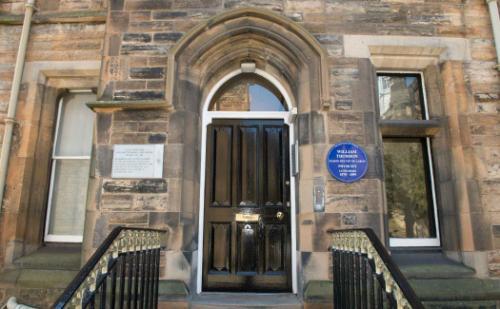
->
[[53, 227, 166, 309], [328, 229, 424, 309]]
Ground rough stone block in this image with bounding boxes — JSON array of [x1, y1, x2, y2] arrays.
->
[[136, 194, 169, 210], [120, 44, 169, 56], [125, 0, 173, 10], [311, 111, 325, 144], [109, 11, 129, 33], [107, 212, 149, 225], [113, 90, 164, 100], [153, 32, 183, 42], [103, 179, 168, 193], [129, 67, 165, 79], [148, 133, 167, 143], [101, 194, 134, 210], [123, 33, 152, 43], [110, 0, 124, 10], [153, 11, 188, 20], [96, 145, 113, 177]]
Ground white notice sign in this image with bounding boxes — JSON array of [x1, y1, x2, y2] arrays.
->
[[111, 144, 164, 179]]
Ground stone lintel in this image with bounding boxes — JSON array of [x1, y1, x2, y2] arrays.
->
[[0, 10, 107, 25], [344, 35, 471, 66], [379, 119, 442, 137], [369, 45, 447, 69]]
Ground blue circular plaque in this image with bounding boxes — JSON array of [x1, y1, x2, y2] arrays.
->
[[326, 142, 368, 183]]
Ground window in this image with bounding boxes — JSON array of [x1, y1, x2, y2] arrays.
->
[[44, 91, 96, 243], [377, 73, 439, 247], [377, 75, 424, 120], [209, 74, 287, 112]]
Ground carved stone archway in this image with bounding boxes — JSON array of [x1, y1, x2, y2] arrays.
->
[[166, 7, 331, 112], [164, 7, 331, 291]]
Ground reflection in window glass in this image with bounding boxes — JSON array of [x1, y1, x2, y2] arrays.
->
[[383, 138, 436, 239], [377, 74, 424, 120], [209, 74, 286, 112], [55, 93, 95, 156], [249, 83, 286, 111]]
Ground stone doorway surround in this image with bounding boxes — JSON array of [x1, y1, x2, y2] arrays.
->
[[162, 7, 331, 293]]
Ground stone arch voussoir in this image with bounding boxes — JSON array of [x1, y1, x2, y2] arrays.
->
[[166, 7, 331, 113]]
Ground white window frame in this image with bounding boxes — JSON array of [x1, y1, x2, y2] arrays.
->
[[378, 71, 440, 248], [196, 68, 298, 294], [44, 90, 93, 243]]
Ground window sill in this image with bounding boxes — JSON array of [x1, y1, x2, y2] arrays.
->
[[379, 119, 441, 137]]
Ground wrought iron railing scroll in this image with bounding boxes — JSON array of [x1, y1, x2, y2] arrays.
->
[[328, 228, 424, 309], [53, 227, 166, 309]]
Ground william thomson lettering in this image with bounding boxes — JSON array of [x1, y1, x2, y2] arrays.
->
[[326, 142, 368, 183]]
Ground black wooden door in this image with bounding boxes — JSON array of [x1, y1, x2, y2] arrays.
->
[[203, 119, 291, 292]]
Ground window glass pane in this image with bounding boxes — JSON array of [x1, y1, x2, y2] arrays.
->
[[209, 74, 286, 111], [383, 138, 435, 238], [55, 93, 95, 156], [47, 159, 91, 236], [249, 83, 286, 111], [377, 74, 424, 120]]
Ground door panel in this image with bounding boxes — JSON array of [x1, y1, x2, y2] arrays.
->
[[237, 223, 259, 273], [238, 126, 259, 207], [210, 223, 231, 273], [203, 119, 291, 292], [263, 127, 284, 207], [265, 224, 285, 273], [211, 126, 233, 207]]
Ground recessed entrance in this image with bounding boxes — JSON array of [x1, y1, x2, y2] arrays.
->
[[198, 69, 297, 293]]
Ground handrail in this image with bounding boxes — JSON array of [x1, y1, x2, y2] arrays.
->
[[327, 228, 424, 309], [53, 227, 166, 309]]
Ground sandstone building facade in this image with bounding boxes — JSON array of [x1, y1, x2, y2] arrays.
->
[[0, 0, 499, 307]]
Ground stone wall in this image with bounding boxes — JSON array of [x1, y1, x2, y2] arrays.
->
[[0, 1, 105, 267], [83, 107, 189, 282], [92, 0, 500, 285], [463, 1, 500, 278], [0, 0, 499, 302], [0, 0, 106, 14]]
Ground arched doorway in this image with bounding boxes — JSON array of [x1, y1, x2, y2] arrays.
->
[[163, 7, 330, 295], [197, 69, 297, 293]]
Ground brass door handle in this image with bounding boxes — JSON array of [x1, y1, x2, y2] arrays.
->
[[276, 211, 284, 221]]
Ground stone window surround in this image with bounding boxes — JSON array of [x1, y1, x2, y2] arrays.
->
[[0, 60, 99, 267], [356, 43, 452, 251], [351, 39, 489, 274]]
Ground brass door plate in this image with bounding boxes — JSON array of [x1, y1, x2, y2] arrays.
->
[[235, 213, 260, 222]]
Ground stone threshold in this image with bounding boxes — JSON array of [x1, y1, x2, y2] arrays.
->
[[190, 292, 302, 308]]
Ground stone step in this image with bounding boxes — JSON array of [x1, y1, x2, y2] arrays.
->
[[0, 269, 78, 289], [0, 268, 77, 308], [401, 262, 476, 280], [158, 280, 190, 301], [303, 281, 332, 304], [409, 278, 500, 303], [12, 245, 81, 271], [422, 300, 500, 309], [189, 293, 303, 308], [393, 251, 476, 279]]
